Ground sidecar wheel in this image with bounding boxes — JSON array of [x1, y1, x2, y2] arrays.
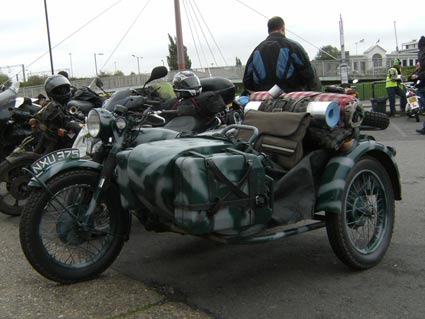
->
[[19, 170, 127, 284], [0, 159, 34, 216], [325, 157, 395, 270]]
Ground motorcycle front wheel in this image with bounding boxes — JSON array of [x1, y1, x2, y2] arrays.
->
[[325, 156, 395, 270], [19, 170, 127, 284]]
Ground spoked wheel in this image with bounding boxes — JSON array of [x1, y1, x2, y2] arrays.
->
[[326, 156, 395, 270], [19, 170, 128, 284], [0, 159, 35, 216]]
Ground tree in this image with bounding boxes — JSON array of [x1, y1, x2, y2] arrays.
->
[[315, 45, 340, 61], [235, 57, 242, 67], [114, 70, 124, 76], [0, 73, 9, 87], [166, 34, 192, 70]]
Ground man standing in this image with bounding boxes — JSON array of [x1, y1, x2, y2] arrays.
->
[[243, 16, 321, 93], [385, 58, 407, 116]]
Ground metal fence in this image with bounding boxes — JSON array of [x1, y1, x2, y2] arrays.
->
[[19, 59, 407, 99]]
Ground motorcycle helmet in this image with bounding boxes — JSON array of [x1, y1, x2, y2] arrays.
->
[[44, 74, 72, 104], [394, 58, 402, 66], [172, 71, 202, 98]]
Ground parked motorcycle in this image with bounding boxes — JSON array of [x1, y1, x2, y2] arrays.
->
[[76, 66, 237, 159], [19, 92, 401, 283], [67, 77, 107, 118], [0, 107, 83, 216], [405, 81, 423, 122], [0, 82, 41, 161]]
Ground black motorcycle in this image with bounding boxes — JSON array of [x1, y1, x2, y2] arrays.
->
[[0, 82, 40, 161], [0, 107, 83, 216]]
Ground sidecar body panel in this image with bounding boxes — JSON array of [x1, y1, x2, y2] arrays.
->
[[128, 127, 179, 147], [116, 136, 273, 235], [116, 137, 233, 214], [316, 138, 401, 213]]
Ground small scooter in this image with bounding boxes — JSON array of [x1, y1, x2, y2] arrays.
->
[[405, 81, 422, 122]]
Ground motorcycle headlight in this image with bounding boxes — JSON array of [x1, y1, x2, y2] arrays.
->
[[87, 109, 101, 137], [86, 108, 113, 140], [116, 117, 127, 130]]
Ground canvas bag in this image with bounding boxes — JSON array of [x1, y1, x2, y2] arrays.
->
[[239, 111, 311, 170]]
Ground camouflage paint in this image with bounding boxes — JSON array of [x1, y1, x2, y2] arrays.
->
[[316, 138, 400, 213], [127, 127, 179, 147], [116, 136, 273, 235]]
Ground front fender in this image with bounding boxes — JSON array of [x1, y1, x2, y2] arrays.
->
[[28, 159, 102, 187], [316, 139, 401, 213]]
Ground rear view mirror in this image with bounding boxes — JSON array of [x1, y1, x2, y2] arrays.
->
[[144, 66, 168, 87], [95, 78, 104, 88]]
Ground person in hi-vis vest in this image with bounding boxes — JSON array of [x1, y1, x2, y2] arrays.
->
[[385, 58, 407, 117]]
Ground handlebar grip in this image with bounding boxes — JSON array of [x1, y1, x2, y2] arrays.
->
[[160, 109, 179, 115], [145, 99, 161, 105]]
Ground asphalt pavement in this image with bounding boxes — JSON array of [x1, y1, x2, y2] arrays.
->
[[0, 213, 213, 319]]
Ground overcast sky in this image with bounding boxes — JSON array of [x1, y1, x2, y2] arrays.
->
[[1, 0, 423, 79]]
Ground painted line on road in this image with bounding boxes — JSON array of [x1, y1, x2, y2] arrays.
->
[[390, 121, 407, 137]]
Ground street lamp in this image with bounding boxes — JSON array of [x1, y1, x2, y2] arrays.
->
[[132, 54, 143, 74], [69, 53, 73, 78], [94, 52, 104, 76], [43, 0, 54, 74]]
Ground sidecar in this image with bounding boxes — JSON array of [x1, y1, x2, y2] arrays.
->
[[116, 108, 401, 270]]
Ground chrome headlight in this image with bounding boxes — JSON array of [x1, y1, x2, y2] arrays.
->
[[87, 109, 101, 137], [86, 108, 114, 140]]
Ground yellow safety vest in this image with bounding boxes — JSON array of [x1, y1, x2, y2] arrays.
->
[[386, 67, 401, 88]]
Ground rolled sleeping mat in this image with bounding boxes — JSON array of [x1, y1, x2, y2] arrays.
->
[[244, 101, 262, 114], [306, 101, 340, 128]]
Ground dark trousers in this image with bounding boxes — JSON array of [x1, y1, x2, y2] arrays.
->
[[386, 86, 407, 114]]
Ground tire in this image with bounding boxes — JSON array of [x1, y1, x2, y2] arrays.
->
[[0, 158, 36, 216], [415, 113, 420, 122], [19, 170, 127, 284], [325, 156, 395, 270], [360, 111, 390, 130]]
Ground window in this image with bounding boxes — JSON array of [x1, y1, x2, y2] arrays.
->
[[372, 54, 383, 67]]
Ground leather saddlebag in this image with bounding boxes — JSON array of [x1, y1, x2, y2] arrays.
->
[[239, 111, 311, 170]]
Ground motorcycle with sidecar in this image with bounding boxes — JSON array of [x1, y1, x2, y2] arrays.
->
[[18, 90, 401, 283]]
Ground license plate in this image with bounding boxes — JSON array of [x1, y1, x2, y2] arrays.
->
[[31, 149, 80, 174], [408, 96, 418, 103]]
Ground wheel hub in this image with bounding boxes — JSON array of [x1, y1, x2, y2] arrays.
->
[[9, 175, 31, 200], [56, 210, 90, 246], [349, 197, 375, 228]]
